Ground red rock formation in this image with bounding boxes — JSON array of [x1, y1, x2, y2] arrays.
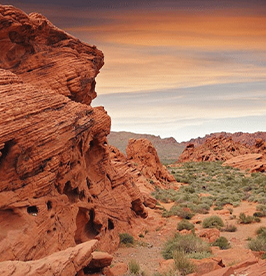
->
[[0, 5, 103, 105], [184, 131, 266, 147], [0, 240, 98, 276], [126, 138, 176, 187], [222, 153, 266, 173], [177, 136, 251, 163], [0, 5, 153, 273]]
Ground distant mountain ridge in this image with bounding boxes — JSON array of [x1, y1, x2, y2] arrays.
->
[[186, 131, 266, 147], [108, 131, 266, 164], [108, 131, 185, 164]]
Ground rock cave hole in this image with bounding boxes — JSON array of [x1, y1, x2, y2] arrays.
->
[[27, 206, 38, 216], [63, 181, 79, 202], [46, 201, 52, 210], [86, 177, 91, 189], [78, 139, 83, 156], [75, 209, 101, 244], [108, 219, 114, 230], [0, 139, 15, 167]]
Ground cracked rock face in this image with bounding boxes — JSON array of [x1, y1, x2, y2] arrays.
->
[[0, 5, 104, 105], [0, 5, 148, 266]]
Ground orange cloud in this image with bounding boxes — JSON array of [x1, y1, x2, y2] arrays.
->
[[66, 9, 266, 94]]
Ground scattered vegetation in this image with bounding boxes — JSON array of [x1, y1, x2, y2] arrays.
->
[[119, 233, 134, 245], [177, 220, 195, 233], [221, 224, 237, 232], [152, 162, 266, 218], [212, 236, 230, 249], [128, 259, 140, 274], [162, 233, 211, 260], [173, 251, 195, 275], [248, 226, 266, 252], [238, 212, 260, 224], [202, 215, 224, 229]]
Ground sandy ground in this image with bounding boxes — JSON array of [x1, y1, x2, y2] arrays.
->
[[111, 201, 265, 275]]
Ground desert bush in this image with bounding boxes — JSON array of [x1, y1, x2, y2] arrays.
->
[[256, 204, 266, 214], [119, 233, 134, 245], [173, 251, 195, 276], [238, 213, 254, 224], [170, 205, 194, 219], [177, 220, 195, 232], [248, 237, 266, 252], [128, 259, 140, 274], [162, 233, 210, 260], [221, 224, 237, 232], [212, 237, 230, 250], [202, 215, 224, 229], [255, 226, 266, 236], [248, 226, 266, 252]]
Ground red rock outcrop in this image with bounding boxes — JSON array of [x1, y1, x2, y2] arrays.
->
[[0, 240, 98, 276], [222, 153, 266, 172], [0, 4, 155, 273], [126, 138, 176, 187], [185, 131, 266, 147], [177, 136, 251, 163], [0, 5, 103, 105]]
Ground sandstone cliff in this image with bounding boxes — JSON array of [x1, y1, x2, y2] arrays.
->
[[177, 136, 251, 163], [0, 5, 171, 274]]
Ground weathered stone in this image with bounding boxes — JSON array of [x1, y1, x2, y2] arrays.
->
[[198, 228, 220, 243], [177, 136, 251, 163], [0, 240, 98, 276]]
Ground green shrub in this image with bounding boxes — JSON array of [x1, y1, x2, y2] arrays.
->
[[177, 220, 195, 232], [119, 233, 134, 245], [162, 233, 210, 260], [238, 213, 254, 224], [213, 237, 230, 250], [255, 226, 266, 236], [253, 212, 265, 218], [173, 251, 195, 276], [128, 259, 140, 274], [202, 216, 224, 229], [248, 237, 266, 252], [221, 224, 237, 232], [248, 226, 266, 252]]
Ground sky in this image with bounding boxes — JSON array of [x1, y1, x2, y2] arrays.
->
[[3, 0, 266, 142]]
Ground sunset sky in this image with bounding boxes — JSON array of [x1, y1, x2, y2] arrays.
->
[[3, 0, 266, 142]]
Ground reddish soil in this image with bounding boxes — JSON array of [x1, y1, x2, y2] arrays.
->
[[112, 201, 265, 275]]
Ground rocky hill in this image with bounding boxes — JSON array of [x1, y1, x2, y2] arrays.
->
[[108, 131, 266, 164], [186, 131, 266, 147], [177, 136, 251, 163], [0, 5, 176, 275], [108, 131, 185, 164]]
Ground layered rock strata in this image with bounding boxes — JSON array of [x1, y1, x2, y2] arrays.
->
[[177, 136, 251, 163], [0, 5, 162, 272]]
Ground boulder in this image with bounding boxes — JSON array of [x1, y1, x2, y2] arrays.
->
[[86, 251, 113, 270], [0, 240, 98, 276], [198, 228, 220, 243], [190, 257, 224, 275]]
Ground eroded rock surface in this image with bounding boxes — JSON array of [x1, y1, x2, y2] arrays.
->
[[222, 153, 266, 172], [0, 5, 103, 105], [0, 4, 155, 273], [126, 138, 176, 188], [177, 136, 251, 163], [0, 240, 98, 276]]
